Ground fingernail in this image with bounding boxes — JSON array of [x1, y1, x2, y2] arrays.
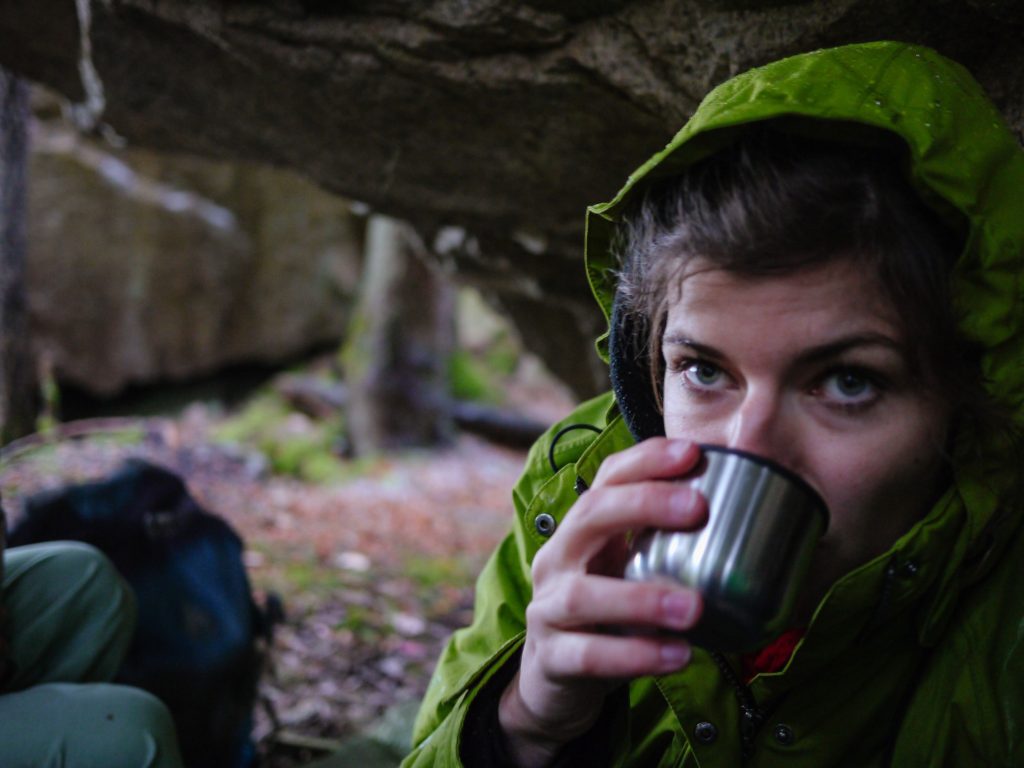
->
[[662, 592, 698, 629], [668, 440, 694, 462], [670, 488, 696, 520], [660, 643, 691, 668]]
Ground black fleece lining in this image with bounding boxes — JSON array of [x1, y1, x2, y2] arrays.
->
[[609, 296, 665, 443]]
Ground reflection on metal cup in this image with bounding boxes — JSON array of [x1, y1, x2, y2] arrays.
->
[[623, 445, 829, 652]]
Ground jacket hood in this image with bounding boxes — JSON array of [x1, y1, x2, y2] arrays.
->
[[585, 41, 1024, 642]]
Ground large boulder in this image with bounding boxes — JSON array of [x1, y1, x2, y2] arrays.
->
[[4, 1, 1023, 395], [28, 119, 363, 396]]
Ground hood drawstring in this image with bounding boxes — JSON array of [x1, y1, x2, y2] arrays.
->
[[547, 423, 602, 475]]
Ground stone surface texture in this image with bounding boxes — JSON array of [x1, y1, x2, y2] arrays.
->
[[3, 0, 1023, 396], [28, 121, 364, 395]]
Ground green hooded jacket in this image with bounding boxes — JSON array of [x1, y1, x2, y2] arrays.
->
[[403, 41, 1024, 767]]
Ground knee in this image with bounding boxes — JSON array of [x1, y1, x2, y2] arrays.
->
[[99, 685, 184, 767], [8, 540, 134, 626], [0, 682, 184, 768], [29, 540, 121, 587], [3, 542, 136, 686], [6, 540, 126, 597], [24, 540, 132, 617]]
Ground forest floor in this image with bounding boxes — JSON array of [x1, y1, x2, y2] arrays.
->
[[0, 375, 576, 766]]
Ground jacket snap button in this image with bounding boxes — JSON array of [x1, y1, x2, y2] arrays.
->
[[694, 721, 718, 744], [534, 513, 557, 536], [773, 724, 794, 745]]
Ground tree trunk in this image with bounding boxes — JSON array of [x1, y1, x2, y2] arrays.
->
[[0, 67, 36, 445], [342, 215, 455, 455]]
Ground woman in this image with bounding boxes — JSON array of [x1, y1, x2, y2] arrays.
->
[[404, 41, 1024, 766]]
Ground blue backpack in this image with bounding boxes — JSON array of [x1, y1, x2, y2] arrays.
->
[[9, 459, 275, 768]]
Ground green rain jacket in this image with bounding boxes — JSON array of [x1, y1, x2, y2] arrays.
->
[[403, 41, 1024, 767]]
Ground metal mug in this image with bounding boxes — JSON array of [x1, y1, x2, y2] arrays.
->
[[623, 445, 829, 652]]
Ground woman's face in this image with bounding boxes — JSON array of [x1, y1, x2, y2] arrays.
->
[[661, 257, 951, 613]]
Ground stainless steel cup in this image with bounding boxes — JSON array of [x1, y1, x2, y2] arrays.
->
[[623, 445, 828, 652]]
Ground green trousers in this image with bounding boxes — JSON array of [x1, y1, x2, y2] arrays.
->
[[0, 541, 184, 768]]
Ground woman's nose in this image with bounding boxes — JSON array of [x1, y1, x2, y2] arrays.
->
[[725, 388, 793, 462]]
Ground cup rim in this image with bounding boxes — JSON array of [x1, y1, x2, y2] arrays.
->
[[697, 444, 830, 529]]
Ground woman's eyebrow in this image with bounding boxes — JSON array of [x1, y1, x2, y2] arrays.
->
[[661, 332, 903, 364], [661, 336, 725, 360], [794, 333, 904, 365]]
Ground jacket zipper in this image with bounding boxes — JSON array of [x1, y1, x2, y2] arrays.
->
[[710, 651, 767, 761]]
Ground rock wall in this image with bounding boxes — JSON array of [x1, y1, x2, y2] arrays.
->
[[28, 120, 363, 395], [4, 0, 1023, 395]]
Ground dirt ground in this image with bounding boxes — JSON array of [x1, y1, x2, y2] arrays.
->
[[0, 391, 571, 765]]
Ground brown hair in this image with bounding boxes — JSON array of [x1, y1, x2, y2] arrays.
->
[[613, 127, 986, 422]]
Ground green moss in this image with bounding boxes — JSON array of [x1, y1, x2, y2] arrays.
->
[[448, 350, 499, 403], [404, 554, 472, 590], [35, 368, 62, 435], [337, 604, 376, 638], [211, 392, 289, 444], [282, 558, 345, 594], [448, 317, 523, 404], [2, 428, 143, 489], [294, 450, 347, 484], [483, 331, 520, 377], [212, 391, 348, 484], [339, 307, 372, 381], [252, 549, 352, 602]]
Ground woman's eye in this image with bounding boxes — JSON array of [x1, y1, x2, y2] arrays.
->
[[818, 370, 879, 407], [682, 361, 726, 390]]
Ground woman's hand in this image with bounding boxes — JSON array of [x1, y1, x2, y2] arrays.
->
[[498, 438, 708, 767]]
